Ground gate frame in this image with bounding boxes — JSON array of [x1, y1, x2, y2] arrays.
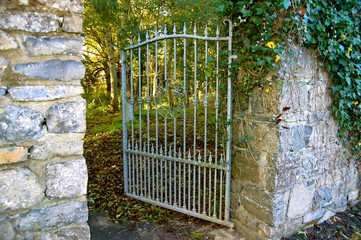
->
[[121, 20, 235, 227]]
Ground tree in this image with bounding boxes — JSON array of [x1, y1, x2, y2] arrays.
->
[[83, 0, 227, 112]]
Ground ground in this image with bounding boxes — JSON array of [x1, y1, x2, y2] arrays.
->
[[85, 112, 361, 240]]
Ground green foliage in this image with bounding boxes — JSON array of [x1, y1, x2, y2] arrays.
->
[[222, 0, 360, 159], [300, 0, 361, 158], [190, 231, 205, 240], [223, 0, 298, 95]]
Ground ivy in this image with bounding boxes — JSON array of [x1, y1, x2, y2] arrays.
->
[[222, 0, 361, 160], [224, 1, 299, 95], [301, 0, 361, 159]]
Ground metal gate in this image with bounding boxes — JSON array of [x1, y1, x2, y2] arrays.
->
[[121, 20, 234, 227]]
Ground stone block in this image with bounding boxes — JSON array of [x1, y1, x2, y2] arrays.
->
[[25, 36, 83, 56], [348, 190, 359, 202], [242, 186, 274, 210], [317, 210, 335, 224], [56, 225, 91, 240], [47, 0, 84, 13], [233, 208, 268, 238], [0, 221, 15, 240], [273, 191, 290, 225], [63, 15, 83, 33], [30, 141, 83, 160], [259, 217, 304, 239], [279, 84, 309, 112], [237, 160, 260, 185], [0, 106, 44, 142], [345, 162, 359, 193], [8, 86, 84, 101], [327, 196, 347, 212], [303, 209, 324, 223], [0, 146, 28, 165], [0, 168, 43, 212], [19, 201, 88, 231], [0, 57, 9, 77], [13, 59, 85, 81], [0, 31, 18, 50], [291, 125, 313, 151], [0, 12, 62, 33], [240, 193, 273, 225], [308, 84, 332, 112], [0, 86, 7, 96], [232, 218, 268, 240], [312, 187, 332, 209], [249, 89, 264, 114], [287, 184, 315, 219], [46, 99, 86, 133], [46, 158, 87, 198]]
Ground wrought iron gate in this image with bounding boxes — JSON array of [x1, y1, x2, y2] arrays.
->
[[121, 20, 234, 227]]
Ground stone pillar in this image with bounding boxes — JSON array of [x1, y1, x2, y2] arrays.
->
[[0, 1, 89, 239], [231, 47, 359, 239]]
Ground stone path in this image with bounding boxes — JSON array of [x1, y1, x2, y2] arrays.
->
[[88, 212, 245, 240]]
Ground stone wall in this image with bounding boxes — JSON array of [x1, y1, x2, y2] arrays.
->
[[0, 1, 89, 239], [231, 47, 359, 239]]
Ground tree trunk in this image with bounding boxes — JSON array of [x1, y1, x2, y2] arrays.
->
[[105, 27, 119, 112]]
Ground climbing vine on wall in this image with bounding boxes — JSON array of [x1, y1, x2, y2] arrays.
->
[[300, 0, 361, 158], [221, 0, 360, 159]]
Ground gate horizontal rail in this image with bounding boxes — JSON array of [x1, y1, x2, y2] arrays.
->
[[125, 149, 227, 170], [121, 20, 234, 227]]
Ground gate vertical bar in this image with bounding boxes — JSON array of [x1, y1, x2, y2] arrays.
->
[[121, 50, 129, 194], [173, 24, 177, 207], [163, 25, 168, 204], [155, 27, 160, 202], [225, 19, 233, 223], [214, 25, 220, 218], [192, 23, 197, 213], [182, 23, 187, 210], [130, 40, 135, 195], [146, 30, 151, 198]]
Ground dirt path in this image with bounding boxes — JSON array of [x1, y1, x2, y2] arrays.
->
[[88, 211, 244, 240]]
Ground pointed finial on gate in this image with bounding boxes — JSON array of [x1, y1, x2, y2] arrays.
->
[[205, 25, 208, 36], [160, 145, 163, 155], [146, 30, 149, 40], [178, 148, 182, 158], [193, 23, 197, 35], [198, 152, 202, 162], [137, 33, 141, 44], [209, 152, 212, 163], [143, 143, 146, 152], [183, 22, 186, 34], [164, 25, 168, 35], [173, 23, 176, 35], [216, 25, 220, 37], [130, 38, 133, 46]]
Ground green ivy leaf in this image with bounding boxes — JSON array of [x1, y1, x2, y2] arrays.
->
[[250, 16, 263, 25], [241, 9, 252, 17], [255, 7, 265, 15]]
